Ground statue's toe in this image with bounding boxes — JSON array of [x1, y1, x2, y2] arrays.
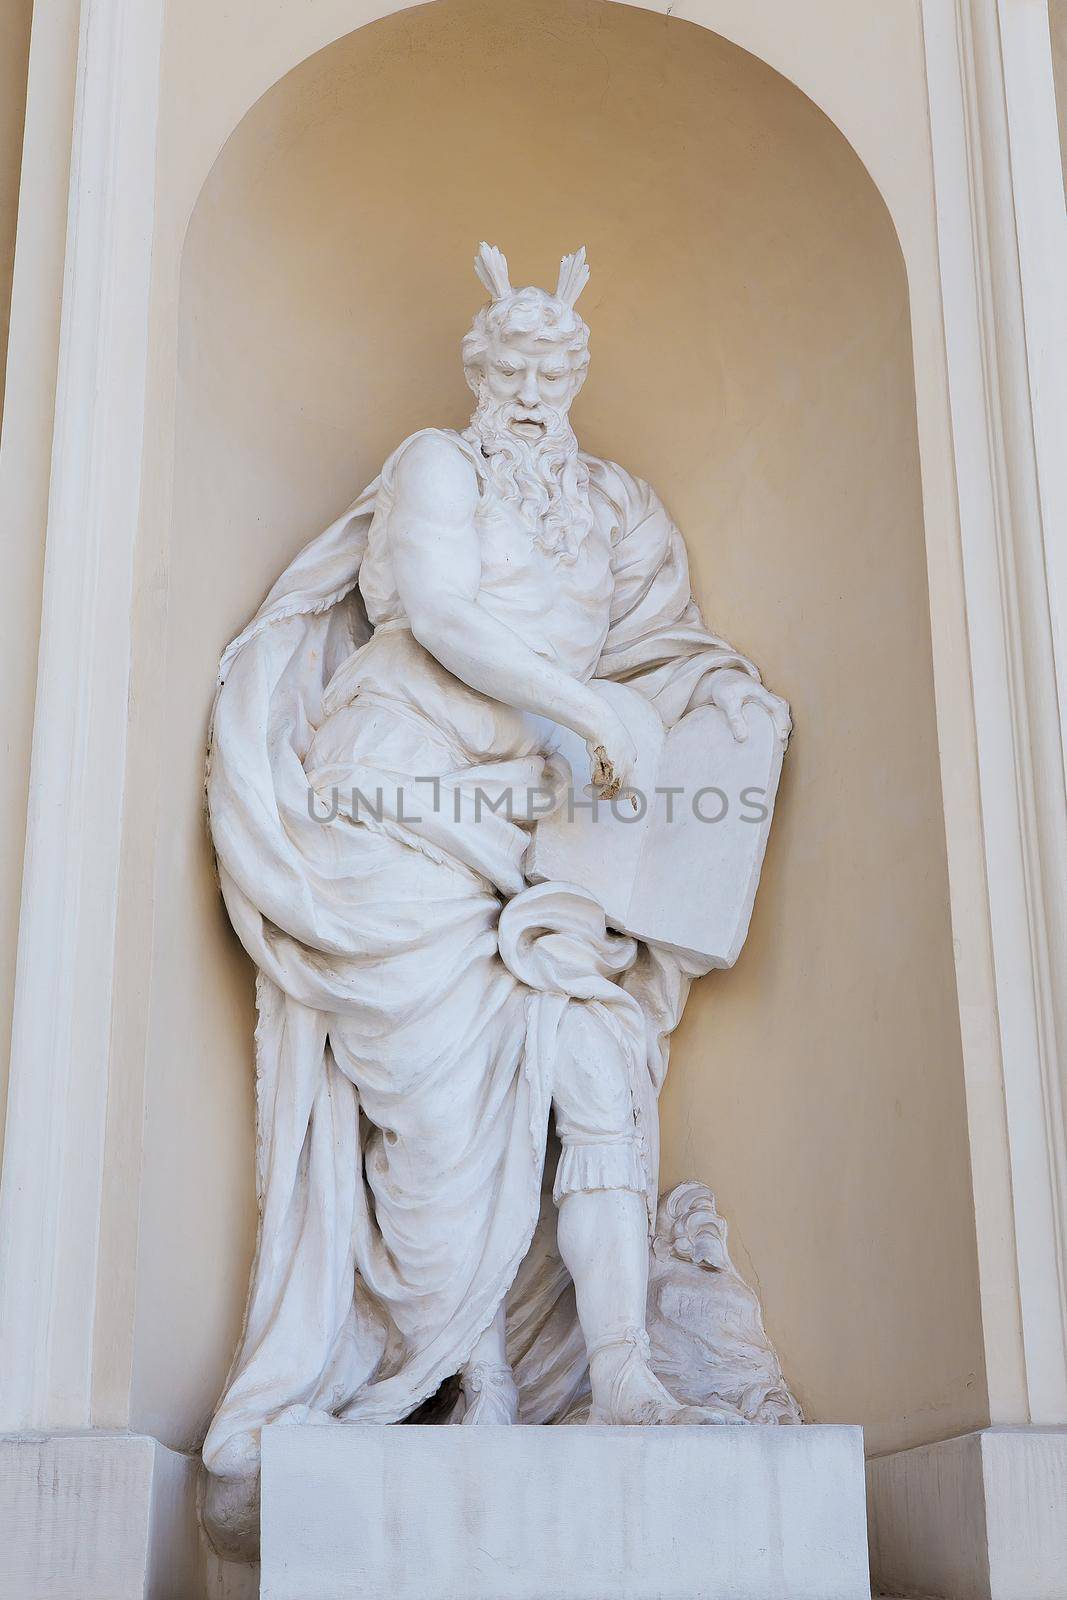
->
[[668, 1402, 748, 1426]]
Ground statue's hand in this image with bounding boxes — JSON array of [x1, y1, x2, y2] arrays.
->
[[585, 706, 640, 800], [709, 668, 792, 745]]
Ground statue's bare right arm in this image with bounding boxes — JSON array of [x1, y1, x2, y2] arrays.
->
[[389, 431, 638, 793]]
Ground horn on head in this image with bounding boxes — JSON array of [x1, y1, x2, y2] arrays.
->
[[474, 242, 513, 302], [556, 247, 590, 308]]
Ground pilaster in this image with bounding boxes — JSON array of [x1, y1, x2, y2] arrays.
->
[[0, 0, 166, 1429]]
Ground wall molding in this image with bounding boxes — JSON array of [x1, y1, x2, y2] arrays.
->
[[0, 0, 166, 1429], [921, 0, 1067, 1419]]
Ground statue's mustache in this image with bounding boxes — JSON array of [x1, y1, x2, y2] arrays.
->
[[475, 397, 571, 446]]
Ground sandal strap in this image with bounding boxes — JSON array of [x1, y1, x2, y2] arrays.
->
[[586, 1327, 652, 1364], [462, 1362, 516, 1398]]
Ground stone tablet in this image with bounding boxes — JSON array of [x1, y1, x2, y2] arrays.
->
[[528, 680, 783, 966]]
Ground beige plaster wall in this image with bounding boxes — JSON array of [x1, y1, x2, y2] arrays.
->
[[128, 0, 985, 1455], [1052, 0, 1067, 193], [0, 0, 31, 432]]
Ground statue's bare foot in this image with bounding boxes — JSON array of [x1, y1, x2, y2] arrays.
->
[[588, 1332, 746, 1426], [460, 1361, 519, 1424]]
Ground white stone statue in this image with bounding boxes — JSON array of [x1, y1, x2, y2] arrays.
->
[[202, 245, 794, 1555]]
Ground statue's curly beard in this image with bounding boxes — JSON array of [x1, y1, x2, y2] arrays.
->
[[464, 391, 594, 564]]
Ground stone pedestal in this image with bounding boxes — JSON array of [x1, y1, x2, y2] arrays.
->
[[260, 1422, 870, 1600], [867, 1426, 1067, 1600], [0, 1432, 202, 1600]]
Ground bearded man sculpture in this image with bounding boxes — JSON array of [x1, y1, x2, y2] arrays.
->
[[203, 245, 792, 1551]]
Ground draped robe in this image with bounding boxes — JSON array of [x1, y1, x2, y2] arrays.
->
[[202, 440, 758, 1486]]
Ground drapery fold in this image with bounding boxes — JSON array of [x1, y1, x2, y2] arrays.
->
[[203, 443, 756, 1488]]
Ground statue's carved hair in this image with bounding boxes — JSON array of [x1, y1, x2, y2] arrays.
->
[[461, 244, 591, 395]]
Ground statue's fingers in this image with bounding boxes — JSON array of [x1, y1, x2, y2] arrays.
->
[[726, 705, 749, 742], [767, 696, 793, 742], [588, 744, 621, 798]]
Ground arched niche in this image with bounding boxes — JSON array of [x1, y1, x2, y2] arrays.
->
[[131, 0, 985, 1457]]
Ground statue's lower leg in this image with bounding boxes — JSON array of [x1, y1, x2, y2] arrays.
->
[[459, 1301, 519, 1423], [556, 1185, 744, 1425]]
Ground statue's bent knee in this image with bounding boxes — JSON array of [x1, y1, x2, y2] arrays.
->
[[551, 1022, 643, 1202]]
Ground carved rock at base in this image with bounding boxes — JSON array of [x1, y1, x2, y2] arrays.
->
[[648, 1182, 801, 1424], [553, 1182, 800, 1425]]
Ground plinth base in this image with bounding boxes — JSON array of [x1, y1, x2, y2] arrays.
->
[[0, 1431, 201, 1600], [260, 1422, 870, 1600], [867, 1425, 1067, 1599]]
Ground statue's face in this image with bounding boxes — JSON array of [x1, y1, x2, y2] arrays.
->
[[481, 328, 584, 442]]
